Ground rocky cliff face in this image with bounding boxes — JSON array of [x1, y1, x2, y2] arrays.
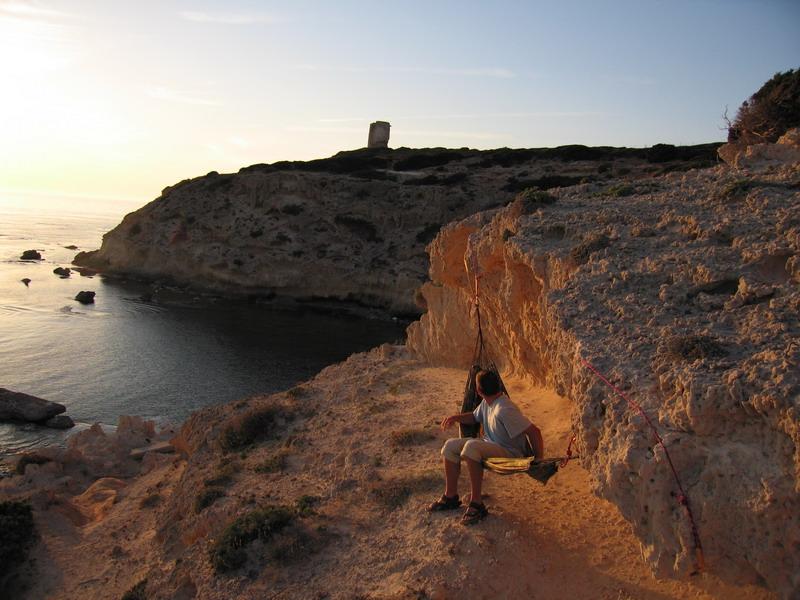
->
[[408, 138, 800, 596], [74, 144, 719, 316]]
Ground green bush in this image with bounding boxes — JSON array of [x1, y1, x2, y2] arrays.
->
[[516, 188, 557, 207], [731, 68, 800, 144], [209, 506, 295, 573], [295, 495, 320, 517], [0, 500, 36, 572]]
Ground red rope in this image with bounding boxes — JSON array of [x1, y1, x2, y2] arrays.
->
[[580, 358, 705, 574]]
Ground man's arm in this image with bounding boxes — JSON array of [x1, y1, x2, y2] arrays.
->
[[440, 412, 477, 431], [524, 423, 544, 459]]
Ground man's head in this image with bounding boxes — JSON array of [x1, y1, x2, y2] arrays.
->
[[475, 370, 501, 397]]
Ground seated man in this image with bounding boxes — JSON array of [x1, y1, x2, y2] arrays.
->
[[428, 370, 544, 525]]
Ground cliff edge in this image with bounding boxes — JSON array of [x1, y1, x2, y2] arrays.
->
[[408, 133, 800, 596], [73, 144, 718, 316]]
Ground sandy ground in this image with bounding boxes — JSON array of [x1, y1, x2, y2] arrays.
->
[[4, 347, 776, 599]]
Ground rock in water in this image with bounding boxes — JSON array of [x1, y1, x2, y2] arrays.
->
[[0, 388, 66, 422], [75, 291, 96, 304], [53, 267, 72, 277], [64, 244, 79, 250], [20, 250, 42, 260], [21, 278, 31, 287], [44, 415, 75, 429]]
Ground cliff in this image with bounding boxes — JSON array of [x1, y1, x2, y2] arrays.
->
[[408, 133, 800, 595], [73, 144, 719, 316], [2, 138, 797, 598]]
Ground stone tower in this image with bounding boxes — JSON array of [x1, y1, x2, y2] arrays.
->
[[367, 121, 391, 148]]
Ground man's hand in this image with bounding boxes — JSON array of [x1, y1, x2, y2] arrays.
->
[[440, 414, 460, 431]]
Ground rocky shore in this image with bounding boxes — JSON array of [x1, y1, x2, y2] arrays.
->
[[72, 144, 718, 317]]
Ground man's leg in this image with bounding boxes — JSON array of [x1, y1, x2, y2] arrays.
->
[[444, 457, 460, 498], [465, 456, 484, 504], [441, 438, 468, 498], [460, 439, 513, 505]]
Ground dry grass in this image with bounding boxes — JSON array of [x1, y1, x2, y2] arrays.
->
[[254, 449, 290, 474], [219, 404, 294, 451], [369, 472, 440, 510], [391, 428, 436, 447]]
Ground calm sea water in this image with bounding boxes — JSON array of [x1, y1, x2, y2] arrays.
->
[[0, 193, 405, 455]]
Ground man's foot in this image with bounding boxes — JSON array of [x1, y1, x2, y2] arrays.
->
[[427, 494, 461, 512], [461, 501, 488, 525]]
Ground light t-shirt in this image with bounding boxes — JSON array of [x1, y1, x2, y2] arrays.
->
[[472, 395, 532, 457]]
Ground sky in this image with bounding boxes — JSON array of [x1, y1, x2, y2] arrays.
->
[[0, 0, 798, 207]]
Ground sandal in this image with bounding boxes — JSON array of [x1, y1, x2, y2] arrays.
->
[[461, 501, 488, 525], [427, 494, 461, 512]]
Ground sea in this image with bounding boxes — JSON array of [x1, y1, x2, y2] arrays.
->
[[0, 192, 406, 457]]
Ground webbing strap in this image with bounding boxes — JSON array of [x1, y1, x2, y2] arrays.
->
[[581, 358, 705, 574]]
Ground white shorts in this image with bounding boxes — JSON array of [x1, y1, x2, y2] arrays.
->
[[441, 437, 513, 464]]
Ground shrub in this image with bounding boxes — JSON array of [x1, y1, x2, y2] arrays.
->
[[513, 188, 557, 213], [195, 488, 225, 513], [121, 579, 148, 600], [570, 234, 611, 265], [295, 495, 320, 517], [139, 493, 161, 509], [209, 506, 295, 573], [254, 449, 289, 474], [0, 500, 36, 572], [604, 183, 635, 198], [219, 405, 290, 451], [665, 335, 726, 362], [730, 68, 800, 144], [204, 461, 241, 487]]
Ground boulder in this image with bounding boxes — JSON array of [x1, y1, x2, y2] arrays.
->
[[75, 291, 96, 304], [45, 414, 75, 429], [21, 278, 31, 287], [0, 388, 66, 422], [53, 267, 71, 277], [64, 245, 78, 250], [20, 250, 42, 260], [717, 128, 800, 169]]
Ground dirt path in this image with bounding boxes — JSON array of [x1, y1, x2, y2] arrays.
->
[[4, 348, 776, 599]]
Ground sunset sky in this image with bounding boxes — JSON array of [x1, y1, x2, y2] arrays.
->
[[0, 0, 798, 208]]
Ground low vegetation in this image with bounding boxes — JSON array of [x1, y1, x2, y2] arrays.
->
[[219, 404, 293, 451], [664, 335, 727, 362], [209, 505, 296, 573], [391, 428, 436, 446], [729, 68, 800, 144], [0, 500, 36, 574], [254, 449, 290, 474], [516, 188, 557, 208], [120, 579, 148, 600], [195, 460, 241, 513], [369, 472, 439, 510]]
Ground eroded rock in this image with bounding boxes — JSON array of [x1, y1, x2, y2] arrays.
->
[[408, 152, 800, 596], [20, 250, 42, 260], [0, 388, 66, 422], [75, 291, 95, 304]]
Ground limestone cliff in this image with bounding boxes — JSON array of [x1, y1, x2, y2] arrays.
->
[[74, 144, 718, 316], [408, 136, 800, 596]]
